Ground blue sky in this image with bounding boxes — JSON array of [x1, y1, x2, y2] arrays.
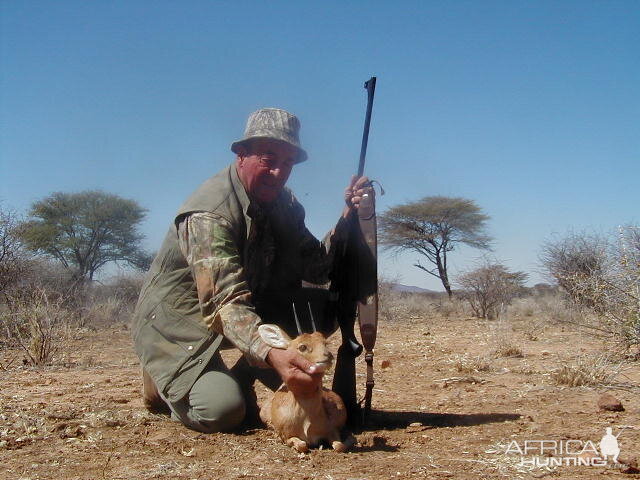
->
[[1, 1, 638, 290]]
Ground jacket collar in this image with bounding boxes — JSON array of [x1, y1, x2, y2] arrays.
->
[[230, 163, 251, 214], [230, 163, 254, 236]]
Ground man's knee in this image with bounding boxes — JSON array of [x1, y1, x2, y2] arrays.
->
[[188, 370, 247, 433], [192, 396, 246, 433]]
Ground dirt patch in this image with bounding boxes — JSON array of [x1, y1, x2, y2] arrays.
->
[[1, 315, 638, 479]]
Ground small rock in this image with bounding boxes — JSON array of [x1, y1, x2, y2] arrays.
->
[[104, 419, 126, 428], [110, 397, 130, 404], [380, 360, 391, 369], [46, 411, 78, 421], [60, 425, 85, 439], [51, 421, 72, 432], [597, 393, 624, 412], [180, 447, 195, 457], [541, 350, 550, 357], [406, 422, 425, 433]]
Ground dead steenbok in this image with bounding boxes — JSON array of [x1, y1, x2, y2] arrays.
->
[[258, 324, 355, 453]]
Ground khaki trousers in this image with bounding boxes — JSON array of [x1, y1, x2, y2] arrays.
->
[[162, 352, 281, 433]]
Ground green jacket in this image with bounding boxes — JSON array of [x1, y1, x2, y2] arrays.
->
[[132, 164, 338, 403]]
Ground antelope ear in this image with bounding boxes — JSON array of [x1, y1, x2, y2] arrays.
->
[[258, 324, 291, 349]]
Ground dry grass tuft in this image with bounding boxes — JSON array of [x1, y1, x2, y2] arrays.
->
[[552, 354, 629, 387], [452, 354, 492, 373], [489, 320, 525, 358], [511, 365, 540, 375], [493, 343, 524, 358], [517, 319, 547, 341]]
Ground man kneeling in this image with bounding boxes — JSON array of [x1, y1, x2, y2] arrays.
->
[[132, 108, 370, 432]]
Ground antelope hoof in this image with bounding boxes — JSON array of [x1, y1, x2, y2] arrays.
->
[[332, 441, 347, 452], [286, 437, 309, 453], [333, 434, 356, 452]]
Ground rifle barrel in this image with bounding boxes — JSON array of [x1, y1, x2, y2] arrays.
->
[[357, 77, 377, 177]]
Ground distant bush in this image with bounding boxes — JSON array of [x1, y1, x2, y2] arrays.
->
[[378, 281, 465, 322], [106, 273, 145, 306], [457, 261, 528, 320], [378, 283, 431, 322], [1, 286, 72, 365], [541, 226, 640, 347], [540, 232, 609, 310], [0, 205, 31, 296], [1, 257, 143, 366], [1, 202, 145, 365], [530, 293, 581, 325], [82, 274, 144, 327]]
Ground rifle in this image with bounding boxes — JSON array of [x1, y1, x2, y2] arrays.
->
[[331, 77, 378, 427]]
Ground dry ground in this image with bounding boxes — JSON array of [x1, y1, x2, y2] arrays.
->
[[1, 311, 639, 479]]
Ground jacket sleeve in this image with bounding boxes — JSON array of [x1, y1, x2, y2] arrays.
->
[[177, 212, 271, 367]]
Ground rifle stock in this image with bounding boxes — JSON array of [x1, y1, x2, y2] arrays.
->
[[330, 211, 365, 425]]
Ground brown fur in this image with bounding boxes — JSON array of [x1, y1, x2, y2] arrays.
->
[[259, 332, 352, 453]]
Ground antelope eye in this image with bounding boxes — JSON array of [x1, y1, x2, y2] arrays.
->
[[298, 344, 308, 353]]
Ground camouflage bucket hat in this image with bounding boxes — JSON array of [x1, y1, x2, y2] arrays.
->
[[231, 108, 308, 163]]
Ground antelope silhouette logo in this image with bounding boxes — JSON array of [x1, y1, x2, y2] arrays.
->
[[599, 427, 621, 463]]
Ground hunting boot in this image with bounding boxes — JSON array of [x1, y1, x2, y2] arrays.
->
[[142, 369, 171, 414]]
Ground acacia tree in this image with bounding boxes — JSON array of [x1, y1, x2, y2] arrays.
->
[[20, 190, 151, 287], [379, 196, 492, 298]]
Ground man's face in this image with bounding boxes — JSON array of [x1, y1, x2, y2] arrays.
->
[[236, 138, 297, 204]]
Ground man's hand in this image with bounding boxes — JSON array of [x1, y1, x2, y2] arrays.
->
[[343, 175, 373, 219], [266, 347, 323, 397]]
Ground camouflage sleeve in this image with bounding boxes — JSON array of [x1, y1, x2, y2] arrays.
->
[[177, 212, 271, 367]]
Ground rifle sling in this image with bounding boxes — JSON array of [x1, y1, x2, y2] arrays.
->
[[356, 190, 378, 420]]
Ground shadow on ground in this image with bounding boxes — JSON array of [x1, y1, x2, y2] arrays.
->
[[352, 435, 401, 453], [364, 409, 521, 431]]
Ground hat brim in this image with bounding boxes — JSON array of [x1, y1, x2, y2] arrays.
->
[[231, 137, 308, 164]]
